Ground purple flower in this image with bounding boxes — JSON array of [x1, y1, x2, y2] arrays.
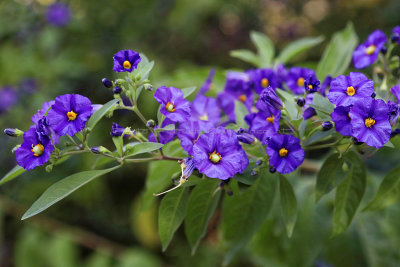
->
[[46, 2, 71, 27], [113, 50, 141, 73], [224, 71, 252, 93], [349, 98, 391, 148], [154, 86, 191, 123], [149, 118, 176, 144], [177, 120, 202, 155], [247, 68, 279, 94], [110, 122, 135, 138], [331, 105, 352, 136], [303, 94, 316, 120], [0, 86, 18, 113], [236, 128, 256, 144], [15, 126, 54, 170], [304, 76, 320, 93], [47, 94, 93, 136], [193, 127, 249, 180], [256, 86, 283, 111], [392, 26, 400, 44], [199, 68, 216, 95], [35, 116, 59, 145], [319, 76, 332, 96], [247, 108, 281, 144], [275, 63, 287, 88], [390, 84, 400, 103], [191, 95, 220, 131], [31, 100, 55, 124], [266, 134, 305, 174], [286, 67, 316, 94], [387, 100, 399, 126], [353, 30, 387, 69], [328, 72, 374, 107]]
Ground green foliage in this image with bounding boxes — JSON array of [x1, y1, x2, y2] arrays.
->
[[279, 175, 298, 237], [86, 99, 120, 131], [250, 31, 275, 67], [275, 36, 324, 65], [158, 187, 190, 251], [22, 166, 120, 220], [124, 142, 164, 158], [181, 86, 197, 98], [234, 100, 248, 128], [230, 50, 260, 67], [185, 179, 221, 254], [316, 22, 358, 80], [0, 165, 25, 186]]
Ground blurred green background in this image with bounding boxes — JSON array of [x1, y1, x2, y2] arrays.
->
[[1, 0, 400, 266]]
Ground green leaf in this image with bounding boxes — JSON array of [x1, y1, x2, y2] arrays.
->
[[158, 187, 189, 251], [185, 179, 221, 254], [303, 128, 334, 146], [363, 165, 400, 211], [276, 36, 324, 64], [181, 86, 197, 98], [316, 22, 358, 80], [86, 99, 119, 130], [155, 123, 175, 133], [250, 31, 275, 67], [222, 170, 277, 264], [112, 136, 123, 156], [234, 100, 249, 128], [22, 166, 120, 220], [125, 142, 164, 158], [310, 93, 335, 115], [332, 152, 366, 237], [137, 60, 154, 82], [315, 153, 346, 202], [230, 49, 261, 67], [279, 175, 297, 237], [276, 89, 297, 120], [0, 165, 25, 186]]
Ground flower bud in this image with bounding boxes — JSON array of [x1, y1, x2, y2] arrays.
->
[[322, 121, 333, 131], [45, 164, 53, 172], [269, 166, 276, 173], [144, 83, 153, 91], [91, 146, 110, 154], [146, 119, 155, 127], [381, 46, 388, 55], [102, 78, 113, 88], [297, 97, 305, 107], [251, 168, 259, 176], [391, 34, 399, 43], [113, 86, 122, 94], [371, 92, 376, 98], [227, 189, 233, 196], [256, 159, 263, 166], [236, 128, 256, 144], [180, 157, 195, 180], [4, 128, 24, 137]]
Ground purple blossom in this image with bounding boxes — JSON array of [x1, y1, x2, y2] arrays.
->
[[192, 127, 248, 180], [319, 76, 332, 96], [353, 30, 387, 69], [304, 76, 320, 93], [246, 108, 281, 144], [224, 71, 252, 93], [236, 128, 256, 144], [177, 120, 202, 155], [15, 126, 54, 170], [387, 100, 399, 126], [191, 95, 220, 131], [110, 122, 135, 138], [47, 94, 93, 136], [199, 68, 216, 95], [0, 86, 18, 113], [113, 50, 141, 73], [31, 100, 55, 124], [247, 68, 279, 94], [256, 86, 283, 111], [154, 86, 191, 123], [149, 118, 176, 144], [392, 26, 400, 44], [349, 98, 391, 148], [266, 134, 305, 174], [390, 84, 400, 103], [275, 63, 287, 88], [46, 2, 71, 27], [328, 72, 374, 107], [303, 94, 316, 120], [286, 67, 316, 95], [331, 105, 353, 136]]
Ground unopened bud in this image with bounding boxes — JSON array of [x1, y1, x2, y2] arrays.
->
[[146, 119, 155, 127], [4, 128, 24, 137], [102, 78, 113, 88]]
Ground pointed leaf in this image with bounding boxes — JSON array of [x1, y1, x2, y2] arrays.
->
[[158, 187, 190, 251], [250, 31, 275, 67], [363, 164, 400, 211], [315, 153, 346, 202], [234, 100, 248, 129], [185, 179, 221, 254], [125, 142, 164, 158], [0, 165, 25, 186], [181, 86, 197, 98], [332, 152, 366, 237], [22, 166, 120, 220], [86, 99, 119, 130], [279, 175, 297, 237], [230, 49, 261, 67], [276, 36, 324, 64], [222, 170, 277, 264]]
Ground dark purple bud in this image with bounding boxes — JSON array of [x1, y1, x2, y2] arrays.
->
[[251, 169, 258, 176], [391, 34, 399, 43], [181, 157, 195, 179], [113, 86, 122, 94], [256, 159, 262, 166], [144, 84, 153, 91], [322, 121, 333, 131], [146, 120, 155, 127], [219, 182, 225, 187], [91, 146, 101, 154], [381, 46, 388, 55], [4, 128, 23, 137], [269, 166, 276, 173], [110, 122, 125, 137], [236, 128, 255, 144], [297, 97, 305, 107], [260, 87, 283, 110], [102, 78, 113, 88], [371, 92, 376, 98], [227, 189, 233, 196]]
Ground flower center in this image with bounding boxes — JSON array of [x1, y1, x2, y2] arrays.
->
[[166, 102, 175, 112], [308, 85, 313, 90], [297, 77, 305, 87], [238, 94, 247, 103], [346, 86, 356, 96], [365, 45, 376, 55], [266, 115, 274, 123], [209, 150, 222, 164], [67, 110, 78, 121], [198, 114, 208, 121], [365, 117, 375, 128], [261, 78, 269, 88], [279, 148, 288, 157], [123, 60, 131, 69], [31, 144, 44, 157]]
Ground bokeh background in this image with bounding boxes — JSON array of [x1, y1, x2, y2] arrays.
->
[[1, 0, 400, 266]]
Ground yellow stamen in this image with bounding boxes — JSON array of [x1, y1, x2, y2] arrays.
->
[[166, 102, 175, 112], [279, 148, 288, 157], [308, 85, 313, 90], [238, 94, 247, 103], [209, 150, 222, 164], [365, 118, 375, 128], [261, 78, 269, 88], [346, 86, 356, 96], [31, 144, 44, 157], [123, 60, 131, 69], [67, 111, 78, 121], [266, 115, 274, 123], [199, 114, 208, 121], [365, 45, 376, 55], [297, 77, 305, 87]]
